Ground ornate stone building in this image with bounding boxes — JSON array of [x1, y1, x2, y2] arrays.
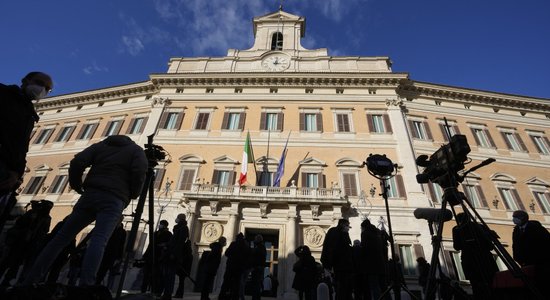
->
[[14, 9, 550, 297]]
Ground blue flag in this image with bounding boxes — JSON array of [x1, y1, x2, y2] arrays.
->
[[273, 135, 289, 187]]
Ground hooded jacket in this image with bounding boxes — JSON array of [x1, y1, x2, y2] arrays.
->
[[69, 135, 148, 204]]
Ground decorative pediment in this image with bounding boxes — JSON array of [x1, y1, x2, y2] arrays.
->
[[58, 162, 71, 169], [256, 156, 279, 165], [490, 173, 516, 183], [213, 155, 238, 165], [35, 164, 53, 171], [335, 158, 363, 168], [178, 154, 205, 164], [299, 157, 326, 167], [525, 177, 549, 187]]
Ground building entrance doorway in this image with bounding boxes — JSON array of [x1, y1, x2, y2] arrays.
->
[[244, 228, 279, 297]]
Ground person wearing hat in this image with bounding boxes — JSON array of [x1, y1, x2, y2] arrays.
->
[[320, 219, 353, 300], [512, 210, 550, 297]]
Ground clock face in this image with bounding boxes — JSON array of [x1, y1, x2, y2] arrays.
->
[[262, 55, 290, 72]]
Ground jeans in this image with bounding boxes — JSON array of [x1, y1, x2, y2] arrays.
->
[[21, 190, 125, 286]]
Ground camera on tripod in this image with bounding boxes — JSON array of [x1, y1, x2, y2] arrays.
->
[[144, 143, 167, 162], [415, 134, 470, 186]]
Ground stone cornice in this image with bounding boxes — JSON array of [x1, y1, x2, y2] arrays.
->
[[35, 81, 157, 110], [149, 72, 410, 87], [398, 81, 550, 112]]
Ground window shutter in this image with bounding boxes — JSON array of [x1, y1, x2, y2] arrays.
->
[[154, 168, 166, 190], [126, 118, 136, 134], [396, 175, 406, 198], [485, 129, 496, 147], [443, 251, 457, 279], [175, 112, 185, 130], [476, 185, 488, 207], [47, 176, 61, 193], [424, 122, 433, 140], [102, 121, 113, 137], [89, 124, 99, 139], [229, 171, 236, 185], [238, 113, 246, 130], [53, 128, 64, 142], [211, 170, 219, 185], [159, 112, 169, 129], [76, 125, 87, 139], [317, 113, 323, 132], [30, 129, 37, 140], [320, 174, 326, 188], [301, 173, 307, 187], [178, 169, 196, 190], [139, 117, 148, 133], [65, 126, 76, 141], [413, 244, 425, 260], [277, 112, 284, 131], [440, 124, 450, 142], [41, 129, 54, 144], [343, 173, 358, 196], [500, 132, 512, 149], [497, 188, 508, 210], [221, 112, 229, 129], [545, 192, 550, 213], [515, 133, 526, 151], [299, 113, 305, 131], [114, 120, 124, 135], [366, 114, 374, 132], [511, 189, 525, 211], [409, 120, 419, 139], [427, 183, 437, 203], [260, 112, 267, 130], [383, 115, 392, 133]]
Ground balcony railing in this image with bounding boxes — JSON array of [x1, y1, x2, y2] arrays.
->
[[185, 183, 346, 204]]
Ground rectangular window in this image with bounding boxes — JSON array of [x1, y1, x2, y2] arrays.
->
[[222, 112, 245, 130], [77, 123, 98, 140], [305, 173, 319, 188], [387, 175, 405, 198], [266, 113, 278, 131], [258, 171, 274, 186], [211, 170, 235, 186], [299, 112, 323, 132], [54, 126, 75, 143], [398, 245, 416, 276], [342, 173, 358, 196], [462, 184, 487, 208], [372, 115, 385, 133], [367, 114, 392, 134], [428, 182, 444, 203], [498, 188, 519, 211], [34, 128, 53, 144], [127, 117, 147, 134], [23, 176, 46, 194], [48, 175, 68, 194], [410, 120, 432, 140], [451, 251, 467, 281], [533, 191, 550, 214], [260, 112, 283, 131], [194, 112, 210, 130], [153, 168, 166, 191], [531, 135, 550, 155], [471, 128, 495, 148], [160, 112, 184, 130], [502, 132, 525, 152], [336, 114, 351, 132], [103, 120, 123, 137], [178, 169, 196, 190], [440, 123, 459, 142]]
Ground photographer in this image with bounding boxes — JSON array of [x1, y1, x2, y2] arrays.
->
[[0, 72, 53, 231], [20, 135, 148, 287]]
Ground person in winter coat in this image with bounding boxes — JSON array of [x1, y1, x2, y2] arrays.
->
[[201, 237, 227, 300], [292, 245, 318, 300], [21, 135, 148, 286], [320, 219, 353, 300], [218, 232, 250, 300], [160, 214, 191, 300]]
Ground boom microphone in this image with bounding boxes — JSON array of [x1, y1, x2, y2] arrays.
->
[[414, 208, 453, 223]]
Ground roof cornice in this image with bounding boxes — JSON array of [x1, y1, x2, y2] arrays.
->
[[398, 81, 550, 112], [35, 81, 157, 110]]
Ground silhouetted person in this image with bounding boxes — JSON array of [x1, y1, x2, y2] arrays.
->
[[512, 210, 550, 298], [141, 219, 172, 295], [45, 218, 76, 283], [292, 245, 317, 300], [360, 218, 385, 300], [452, 212, 498, 300], [21, 135, 148, 286], [0, 199, 53, 286], [0, 72, 53, 232], [250, 234, 267, 300], [219, 232, 250, 300], [321, 218, 353, 300], [201, 236, 227, 300], [416, 257, 430, 294], [96, 222, 126, 287], [160, 214, 190, 300]]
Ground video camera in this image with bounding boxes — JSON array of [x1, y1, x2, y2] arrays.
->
[[415, 134, 470, 186], [144, 143, 167, 162]]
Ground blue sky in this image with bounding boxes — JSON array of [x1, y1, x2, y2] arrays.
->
[[1, 0, 549, 99]]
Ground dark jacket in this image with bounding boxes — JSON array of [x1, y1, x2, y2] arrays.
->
[[513, 220, 550, 266], [320, 226, 353, 272], [68, 135, 148, 204], [292, 249, 317, 291], [225, 236, 250, 273], [166, 221, 191, 265], [360, 224, 386, 275], [205, 241, 224, 276], [0, 84, 39, 182]]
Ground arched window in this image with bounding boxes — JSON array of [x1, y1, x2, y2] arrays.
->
[[271, 32, 283, 50]]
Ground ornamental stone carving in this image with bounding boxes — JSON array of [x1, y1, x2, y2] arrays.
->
[[303, 226, 325, 249], [209, 200, 218, 215], [259, 203, 269, 218], [151, 97, 171, 107], [385, 98, 403, 107], [202, 221, 223, 243], [310, 204, 320, 219]]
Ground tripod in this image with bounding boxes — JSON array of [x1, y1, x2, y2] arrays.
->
[[423, 163, 544, 300], [115, 134, 164, 299], [365, 154, 418, 300]]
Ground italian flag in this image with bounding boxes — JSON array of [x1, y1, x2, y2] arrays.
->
[[239, 132, 255, 185]]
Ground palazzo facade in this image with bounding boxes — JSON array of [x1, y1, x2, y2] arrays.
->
[[12, 10, 550, 297]]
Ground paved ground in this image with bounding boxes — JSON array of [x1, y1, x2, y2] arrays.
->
[[118, 292, 279, 299]]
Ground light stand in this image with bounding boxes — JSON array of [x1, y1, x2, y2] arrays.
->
[[365, 154, 418, 300]]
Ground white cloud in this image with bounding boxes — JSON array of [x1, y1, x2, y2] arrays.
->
[[83, 61, 109, 75], [122, 36, 145, 56]]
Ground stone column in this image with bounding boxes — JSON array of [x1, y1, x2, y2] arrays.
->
[[283, 204, 298, 298]]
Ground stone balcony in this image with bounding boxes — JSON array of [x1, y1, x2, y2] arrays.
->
[[183, 183, 348, 205]]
